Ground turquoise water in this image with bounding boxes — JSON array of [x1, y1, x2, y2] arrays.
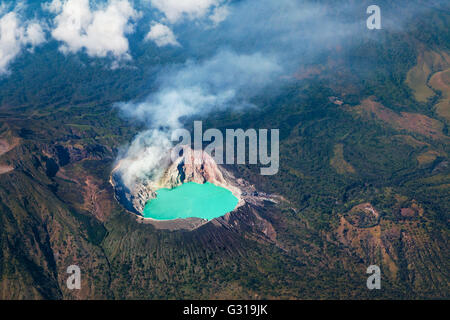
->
[[142, 182, 239, 220]]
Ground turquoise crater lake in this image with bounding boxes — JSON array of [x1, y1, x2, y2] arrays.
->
[[142, 182, 239, 221]]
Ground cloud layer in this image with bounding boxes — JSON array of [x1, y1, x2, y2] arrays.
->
[[0, 10, 45, 75]]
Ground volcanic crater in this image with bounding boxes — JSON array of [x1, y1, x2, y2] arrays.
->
[[111, 146, 277, 232]]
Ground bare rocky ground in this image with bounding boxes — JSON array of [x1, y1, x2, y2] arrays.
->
[[0, 165, 13, 174], [0, 138, 19, 175]]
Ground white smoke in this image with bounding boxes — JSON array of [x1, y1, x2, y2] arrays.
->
[[115, 50, 281, 187], [116, 129, 173, 187]]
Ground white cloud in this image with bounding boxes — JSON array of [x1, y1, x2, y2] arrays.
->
[[145, 22, 179, 47], [149, 0, 225, 24], [47, 0, 139, 59], [0, 3, 8, 16], [43, 0, 63, 13], [209, 5, 229, 25], [144, 0, 228, 48], [0, 11, 45, 75], [26, 23, 46, 46]]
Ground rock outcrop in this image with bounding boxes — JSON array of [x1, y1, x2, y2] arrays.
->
[[161, 148, 226, 186]]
